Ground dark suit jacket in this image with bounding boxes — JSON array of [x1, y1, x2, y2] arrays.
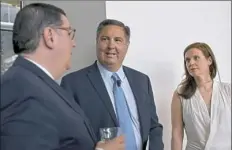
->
[[1, 56, 97, 150], [61, 61, 164, 150]]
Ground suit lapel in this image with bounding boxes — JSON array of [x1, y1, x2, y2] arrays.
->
[[124, 67, 149, 142], [14, 56, 97, 142], [43, 77, 97, 141], [87, 62, 118, 126], [41, 75, 97, 142]]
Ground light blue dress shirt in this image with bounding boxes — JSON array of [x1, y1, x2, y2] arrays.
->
[[97, 61, 142, 150]]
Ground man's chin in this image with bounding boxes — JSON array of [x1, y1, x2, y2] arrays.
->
[[104, 59, 117, 65]]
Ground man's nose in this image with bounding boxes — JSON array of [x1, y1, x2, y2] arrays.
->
[[108, 39, 116, 49]]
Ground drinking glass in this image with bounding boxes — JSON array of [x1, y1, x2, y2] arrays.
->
[[99, 127, 122, 141]]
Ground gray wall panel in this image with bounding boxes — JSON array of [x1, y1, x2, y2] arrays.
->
[[23, 1, 106, 82]]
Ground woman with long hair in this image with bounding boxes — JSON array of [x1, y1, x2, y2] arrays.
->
[[171, 42, 231, 150]]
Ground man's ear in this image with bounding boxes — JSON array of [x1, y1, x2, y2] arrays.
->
[[43, 27, 55, 49], [126, 40, 130, 47]]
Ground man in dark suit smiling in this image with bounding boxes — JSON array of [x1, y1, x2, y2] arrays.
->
[[61, 19, 164, 150]]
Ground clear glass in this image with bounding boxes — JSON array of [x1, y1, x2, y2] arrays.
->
[[99, 127, 122, 141]]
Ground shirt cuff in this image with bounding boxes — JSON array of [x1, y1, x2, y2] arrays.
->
[[95, 148, 104, 150]]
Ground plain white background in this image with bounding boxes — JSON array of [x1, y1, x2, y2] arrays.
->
[[106, 1, 231, 150]]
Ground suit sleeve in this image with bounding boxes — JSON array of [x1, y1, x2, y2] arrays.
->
[[147, 76, 164, 150], [1, 95, 61, 150], [0, 77, 63, 150]]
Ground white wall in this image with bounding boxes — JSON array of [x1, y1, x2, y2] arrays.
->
[[106, 1, 231, 150]]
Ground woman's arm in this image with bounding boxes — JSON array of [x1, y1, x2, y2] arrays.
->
[[171, 90, 184, 150]]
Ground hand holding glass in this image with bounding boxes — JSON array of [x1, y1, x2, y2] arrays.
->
[[99, 127, 122, 142]]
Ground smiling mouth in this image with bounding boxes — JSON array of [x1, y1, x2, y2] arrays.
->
[[106, 52, 116, 56]]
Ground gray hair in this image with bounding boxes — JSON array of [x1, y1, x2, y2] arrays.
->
[[13, 3, 66, 54], [96, 19, 130, 41]]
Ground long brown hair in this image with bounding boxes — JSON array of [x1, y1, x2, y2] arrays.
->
[[177, 42, 218, 99]]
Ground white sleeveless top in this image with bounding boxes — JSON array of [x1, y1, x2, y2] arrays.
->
[[180, 81, 231, 150]]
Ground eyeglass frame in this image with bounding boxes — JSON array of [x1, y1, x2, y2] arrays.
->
[[55, 27, 76, 40]]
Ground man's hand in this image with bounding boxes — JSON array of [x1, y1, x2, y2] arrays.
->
[[95, 135, 125, 150]]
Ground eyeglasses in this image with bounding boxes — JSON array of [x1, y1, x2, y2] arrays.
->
[[57, 27, 76, 40]]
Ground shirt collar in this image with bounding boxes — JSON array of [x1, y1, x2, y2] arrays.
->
[[25, 58, 54, 80], [97, 61, 125, 81]]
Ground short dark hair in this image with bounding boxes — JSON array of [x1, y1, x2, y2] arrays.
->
[[13, 3, 66, 54], [96, 19, 130, 41]]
